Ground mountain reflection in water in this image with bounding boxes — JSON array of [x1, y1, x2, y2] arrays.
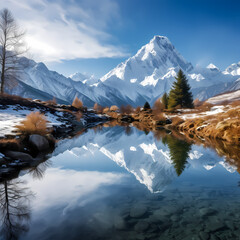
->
[[0, 126, 240, 240]]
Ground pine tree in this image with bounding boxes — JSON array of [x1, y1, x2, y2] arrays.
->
[[168, 69, 194, 109], [162, 92, 168, 109], [143, 101, 151, 110]]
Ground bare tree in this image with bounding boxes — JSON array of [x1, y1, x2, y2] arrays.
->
[[0, 8, 27, 94]]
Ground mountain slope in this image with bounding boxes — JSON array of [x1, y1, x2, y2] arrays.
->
[[4, 36, 240, 106]]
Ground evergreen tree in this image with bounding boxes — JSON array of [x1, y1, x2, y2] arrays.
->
[[168, 69, 194, 109], [162, 92, 168, 109], [143, 101, 151, 110]]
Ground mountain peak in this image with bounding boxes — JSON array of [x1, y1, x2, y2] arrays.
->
[[207, 63, 219, 71]]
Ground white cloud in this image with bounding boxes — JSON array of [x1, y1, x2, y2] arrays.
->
[[0, 0, 127, 62]]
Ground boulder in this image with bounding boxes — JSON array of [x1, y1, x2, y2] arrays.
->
[[29, 134, 50, 152], [4, 150, 34, 162]]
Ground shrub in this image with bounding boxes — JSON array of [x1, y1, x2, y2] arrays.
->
[[15, 112, 50, 135], [193, 98, 203, 108], [135, 106, 141, 113], [120, 105, 134, 114], [94, 103, 104, 113], [110, 105, 119, 112], [72, 97, 83, 109], [103, 107, 110, 114], [153, 98, 164, 112]]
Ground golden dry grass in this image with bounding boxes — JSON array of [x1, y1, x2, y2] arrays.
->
[[15, 112, 50, 135], [177, 106, 240, 144], [72, 97, 83, 109]]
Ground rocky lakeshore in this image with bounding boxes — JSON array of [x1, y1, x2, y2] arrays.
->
[[0, 95, 110, 182]]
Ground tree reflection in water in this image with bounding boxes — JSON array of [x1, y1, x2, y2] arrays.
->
[[0, 179, 35, 240], [154, 130, 192, 176]]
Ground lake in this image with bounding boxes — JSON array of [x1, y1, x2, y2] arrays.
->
[[1, 126, 240, 240]]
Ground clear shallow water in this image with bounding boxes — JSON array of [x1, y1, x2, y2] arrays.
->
[[1, 126, 240, 240]]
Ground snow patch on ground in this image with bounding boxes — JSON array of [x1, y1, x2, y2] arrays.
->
[[0, 105, 65, 137]]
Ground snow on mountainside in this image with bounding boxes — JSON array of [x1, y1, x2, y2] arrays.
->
[[206, 89, 240, 105], [4, 36, 240, 106], [100, 35, 240, 103], [223, 62, 240, 76], [69, 72, 99, 86]]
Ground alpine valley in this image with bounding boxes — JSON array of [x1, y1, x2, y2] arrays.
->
[[6, 36, 240, 107]]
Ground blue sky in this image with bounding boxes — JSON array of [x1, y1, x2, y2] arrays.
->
[[1, 0, 240, 78]]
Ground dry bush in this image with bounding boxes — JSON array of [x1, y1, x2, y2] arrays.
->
[[72, 97, 83, 109], [197, 102, 213, 112], [120, 105, 134, 114], [193, 98, 203, 108], [171, 117, 184, 126], [110, 105, 119, 112], [75, 111, 83, 121], [15, 112, 50, 135], [45, 97, 57, 105], [94, 103, 104, 113], [135, 106, 141, 113], [153, 98, 164, 111], [103, 107, 110, 114]]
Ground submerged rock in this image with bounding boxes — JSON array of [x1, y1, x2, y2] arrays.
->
[[134, 221, 149, 232], [130, 205, 147, 218]]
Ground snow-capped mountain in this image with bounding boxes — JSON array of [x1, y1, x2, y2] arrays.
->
[[69, 72, 99, 86], [4, 35, 240, 106], [223, 61, 240, 76]]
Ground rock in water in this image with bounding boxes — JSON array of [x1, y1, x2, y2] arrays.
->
[[29, 134, 50, 151]]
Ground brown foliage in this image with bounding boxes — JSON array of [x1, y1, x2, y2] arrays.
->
[[135, 106, 141, 113], [153, 98, 164, 112], [193, 98, 203, 107], [72, 97, 83, 109], [15, 112, 50, 135], [120, 105, 134, 114], [103, 107, 110, 114], [94, 103, 104, 113], [110, 105, 119, 112]]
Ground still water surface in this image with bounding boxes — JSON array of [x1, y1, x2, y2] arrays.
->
[[1, 126, 240, 240]]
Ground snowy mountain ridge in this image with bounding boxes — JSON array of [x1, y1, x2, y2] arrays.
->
[[4, 35, 240, 106]]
